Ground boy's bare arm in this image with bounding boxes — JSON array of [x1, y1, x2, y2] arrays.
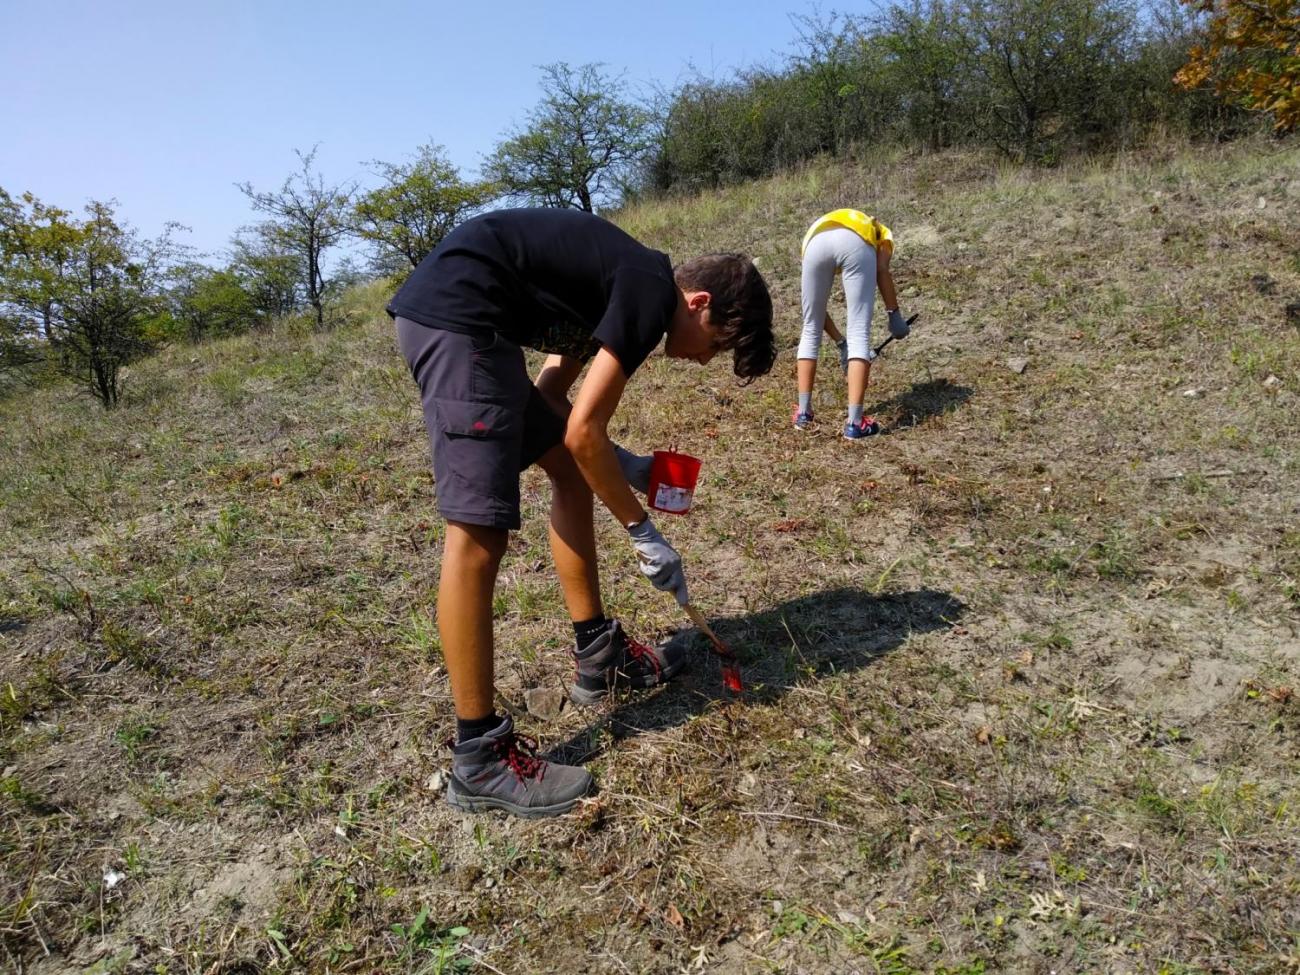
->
[[534, 353, 584, 417], [539, 352, 654, 494], [566, 348, 645, 527]]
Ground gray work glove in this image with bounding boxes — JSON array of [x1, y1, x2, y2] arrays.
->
[[613, 443, 653, 495], [887, 308, 911, 339], [627, 515, 689, 607]]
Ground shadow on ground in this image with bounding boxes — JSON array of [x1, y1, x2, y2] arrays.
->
[[872, 377, 972, 429], [548, 586, 964, 764]]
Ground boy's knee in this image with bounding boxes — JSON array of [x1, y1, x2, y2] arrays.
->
[[549, 460, 587, 492], [538, 443, 588, 490], [447, 521, 509, 566]]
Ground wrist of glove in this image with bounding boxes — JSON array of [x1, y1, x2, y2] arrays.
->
[[627, 515, 689, 606], [887, 309, 910, 339], [613, 443, 653, 495]]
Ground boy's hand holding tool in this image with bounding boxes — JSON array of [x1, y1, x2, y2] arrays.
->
[[628, 514, 688, 606]]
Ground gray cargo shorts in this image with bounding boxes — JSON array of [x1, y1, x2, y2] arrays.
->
[[395, 316, 567, 530]]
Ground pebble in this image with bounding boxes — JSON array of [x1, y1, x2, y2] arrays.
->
[[524, 685, 566, 720], [1007, 356, 1028, 375], [427, 770, 447, 792]]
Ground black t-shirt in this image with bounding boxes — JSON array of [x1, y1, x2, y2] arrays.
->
[[387, 208, 677, 377]]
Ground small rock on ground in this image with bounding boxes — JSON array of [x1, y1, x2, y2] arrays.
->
[[524, 685, 566, 719]]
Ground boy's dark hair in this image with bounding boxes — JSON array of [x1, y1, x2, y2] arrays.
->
[[674, 254, 776, 381]]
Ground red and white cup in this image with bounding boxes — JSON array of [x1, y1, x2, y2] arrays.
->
[[647, 450, 702, 515]]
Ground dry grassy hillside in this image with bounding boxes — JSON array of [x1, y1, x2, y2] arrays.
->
[[2, 138, 1299, 974]]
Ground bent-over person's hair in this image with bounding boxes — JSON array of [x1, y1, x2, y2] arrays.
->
[[674, 254, 776, 381]]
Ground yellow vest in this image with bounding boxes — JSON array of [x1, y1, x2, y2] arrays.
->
[[801, 209, 894, 256]]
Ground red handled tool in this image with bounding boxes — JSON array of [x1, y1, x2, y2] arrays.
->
[[684, 603, 743, 693]]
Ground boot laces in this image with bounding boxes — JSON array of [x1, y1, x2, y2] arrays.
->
[[624, 635, 662, 677], [494, 732, 546, 782]]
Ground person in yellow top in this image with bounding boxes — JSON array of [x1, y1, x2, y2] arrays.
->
[[794, 208, 910, 438]]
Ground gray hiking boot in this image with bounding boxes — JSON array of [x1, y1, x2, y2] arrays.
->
[[569, 619, 686, 706], [447, 715, 593, 818]]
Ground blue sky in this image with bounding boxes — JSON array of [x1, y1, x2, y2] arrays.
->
[[1, 0, 814, 258]]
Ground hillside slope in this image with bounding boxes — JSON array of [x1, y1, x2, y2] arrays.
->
[[2, 139, 1299, 974]]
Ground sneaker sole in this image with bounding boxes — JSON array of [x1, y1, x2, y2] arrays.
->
[[568, 655, 687, 707], [446, 779, 589, 819]]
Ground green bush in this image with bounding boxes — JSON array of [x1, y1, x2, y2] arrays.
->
[[642, 0, 1261, 192]]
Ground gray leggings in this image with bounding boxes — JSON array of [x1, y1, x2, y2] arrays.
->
[[799, 227, 877, 362]]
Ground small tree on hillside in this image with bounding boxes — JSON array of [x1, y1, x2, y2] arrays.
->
[[485, 63, 653, 211], [229, 225, 302, 322], [169, 262, 259, 341], [959, 0, 1136, 162], [52, 202, 173, 407], [1, 191, 169, 401], [0, 192, 52, 384], [786, 10, 896, 157], [0, 307, 39, 384], [880, 0, 969, 152], [238, 148, 354, 329], [0, 189, 83, 349], [1175, 0, 1299, 131], [3, 197, 174, 407], [352, 143, 497, 275]]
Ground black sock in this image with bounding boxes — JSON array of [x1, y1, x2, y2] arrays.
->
[[456, 712, 501, 743], [573, 615, 608, 650]]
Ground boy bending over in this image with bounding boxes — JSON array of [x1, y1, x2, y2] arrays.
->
[[389, 208, 775, 818]]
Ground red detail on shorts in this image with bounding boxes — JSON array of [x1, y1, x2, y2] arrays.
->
[[473, 421, 489, 432]]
